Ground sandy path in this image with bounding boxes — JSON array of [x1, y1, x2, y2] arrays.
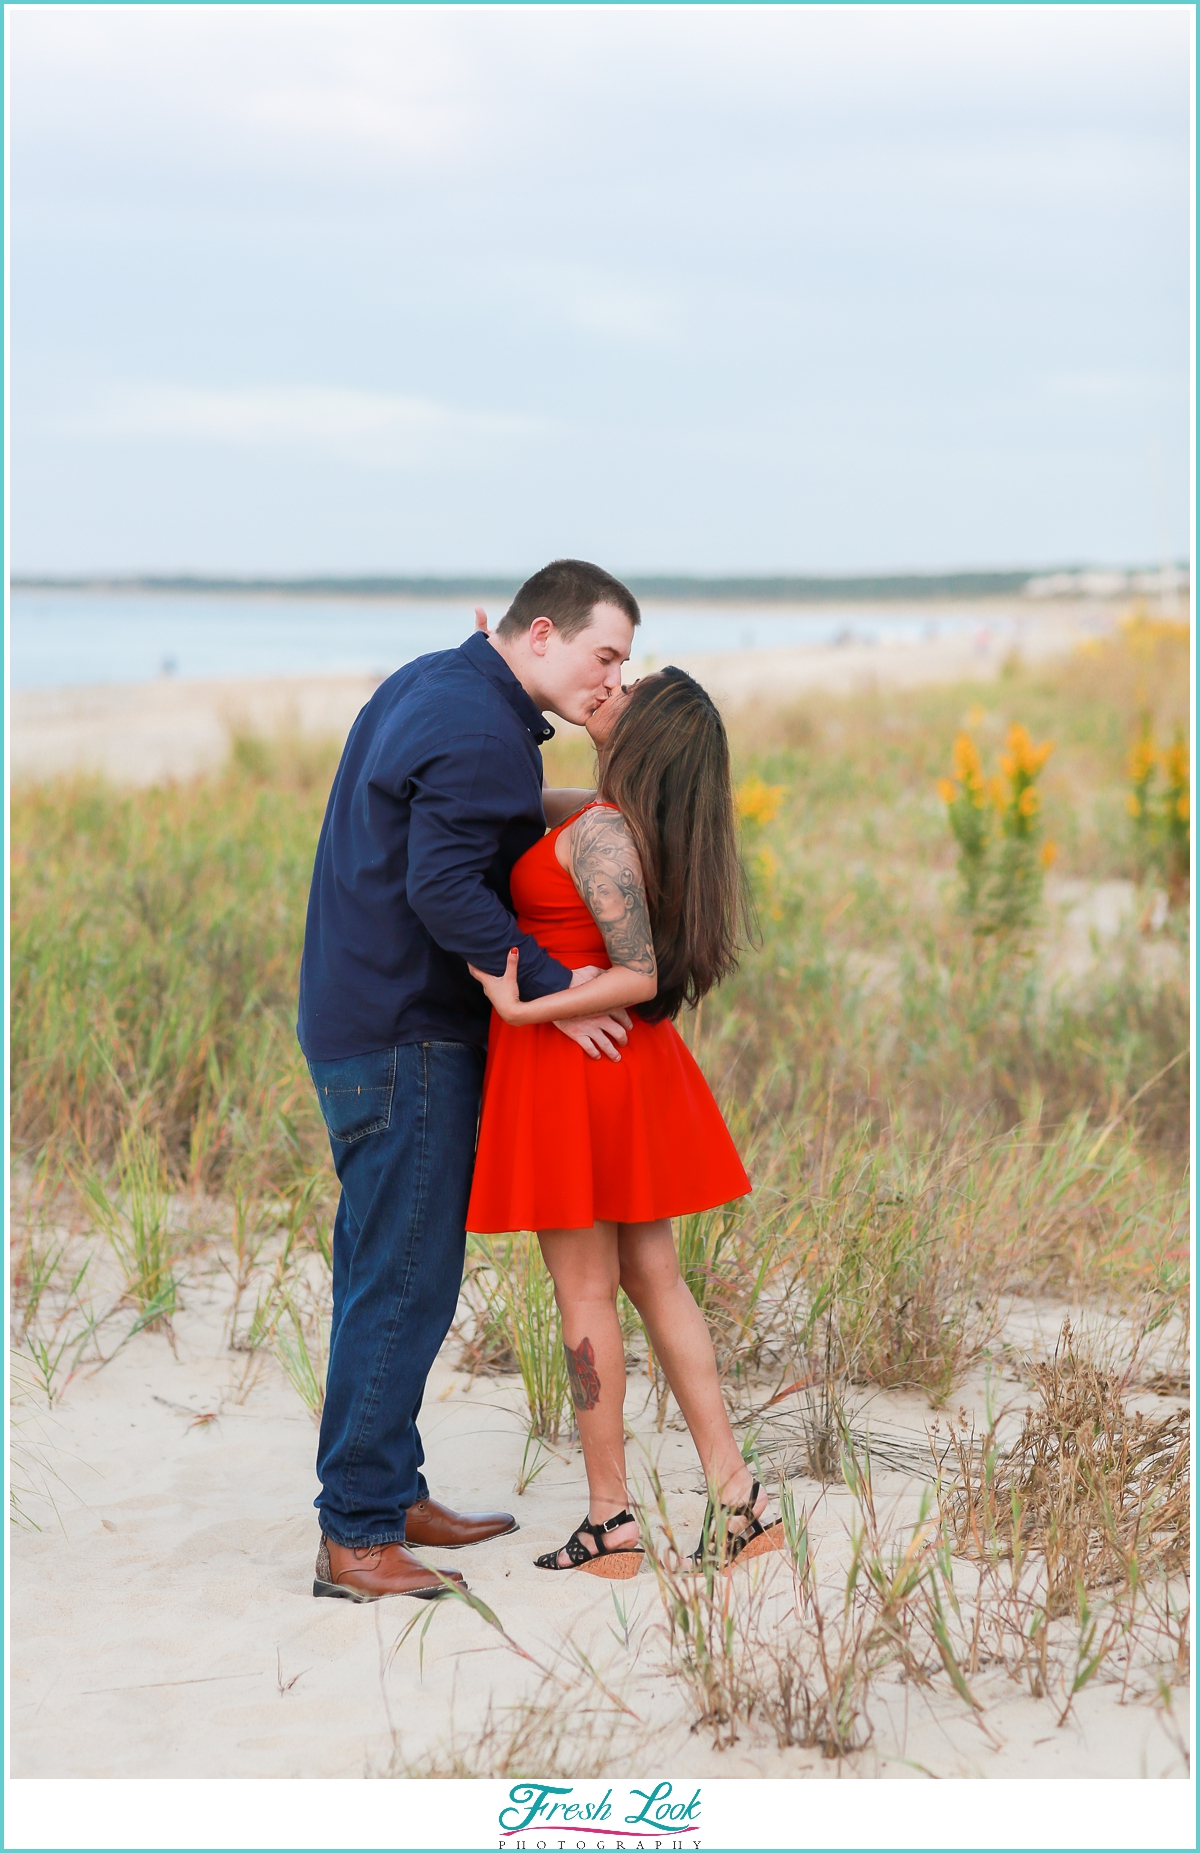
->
[[10, 1246, 1187, 1783], [8, 673, 383, 788], [9, 603, 1117, 786]]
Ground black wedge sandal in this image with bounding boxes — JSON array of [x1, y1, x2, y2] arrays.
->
[[534, 1510, 644, 1579], [687, 1480, 784, 1574]]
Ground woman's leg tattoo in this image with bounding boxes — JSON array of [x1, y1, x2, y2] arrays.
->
[[565, 1335, 601, 1411]]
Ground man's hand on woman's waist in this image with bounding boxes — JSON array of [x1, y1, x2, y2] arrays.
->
[[552, 1008, 632, 1062], [554, 963, 631, 1062]]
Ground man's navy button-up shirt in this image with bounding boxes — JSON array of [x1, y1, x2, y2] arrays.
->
[[297, 631, 574, 1061]]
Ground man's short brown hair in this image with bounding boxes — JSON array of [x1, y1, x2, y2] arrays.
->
[[494, 559, 641, 643]]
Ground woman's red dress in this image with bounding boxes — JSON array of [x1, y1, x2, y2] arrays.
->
[[466, 806, 751, 1234]]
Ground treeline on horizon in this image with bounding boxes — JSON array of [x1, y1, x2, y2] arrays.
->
[[10, 564, 1191, 602]]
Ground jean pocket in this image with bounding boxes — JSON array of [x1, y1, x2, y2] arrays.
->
[[308, 1048, 396, 1144]]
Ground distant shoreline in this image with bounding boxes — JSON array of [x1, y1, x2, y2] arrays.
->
[[10, 605, 1120, 786], [10, 564, 1190, 604]]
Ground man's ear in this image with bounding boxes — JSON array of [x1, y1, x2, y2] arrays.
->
[[527, 616, 554, 656], [473, 607, 490, 634]]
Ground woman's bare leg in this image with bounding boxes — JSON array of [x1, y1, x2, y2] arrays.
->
[[617, 1218, 765, 1524], [537, 1222, 640, 1561]]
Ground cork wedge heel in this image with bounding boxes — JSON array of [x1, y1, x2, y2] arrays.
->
[[534, 1510, 644, 1578]]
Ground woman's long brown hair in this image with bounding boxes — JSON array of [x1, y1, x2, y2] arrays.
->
[[599, 667, 753, 1022]]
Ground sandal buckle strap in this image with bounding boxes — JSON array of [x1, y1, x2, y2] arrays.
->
[[535, 1511, 640, 1571]]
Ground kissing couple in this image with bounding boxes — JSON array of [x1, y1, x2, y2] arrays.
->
[[297, 558, 782, 1600]]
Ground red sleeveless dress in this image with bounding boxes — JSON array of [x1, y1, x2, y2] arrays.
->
[[466, 805, 751, 1233]]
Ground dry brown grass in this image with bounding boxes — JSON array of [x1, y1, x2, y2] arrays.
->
[[944, 1320, 1190, 1620], [389, 1671, 642, 1779]]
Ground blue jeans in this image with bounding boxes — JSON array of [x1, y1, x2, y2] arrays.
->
[[306, 1041, 486, 1548]]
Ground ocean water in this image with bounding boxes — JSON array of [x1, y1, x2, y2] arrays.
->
[[8, 588, 1021, 691]]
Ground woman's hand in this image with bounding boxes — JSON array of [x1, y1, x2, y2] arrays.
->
[[467, 956, 612, 1027], [467, 948, 526, 1023], [470, 948, 654, 1030]]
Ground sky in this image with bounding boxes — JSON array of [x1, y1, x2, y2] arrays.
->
[[9, 4, 1193, 577]]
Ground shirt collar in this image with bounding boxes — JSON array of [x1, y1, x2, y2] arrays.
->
[[460, 630, 555, 744]]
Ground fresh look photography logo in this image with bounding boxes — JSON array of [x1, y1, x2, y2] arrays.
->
[[498, 1781, 702, 1847]]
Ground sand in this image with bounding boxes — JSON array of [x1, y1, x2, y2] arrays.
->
[[8, 672, 383, 788], [9, 1229, 1189, 1789], [9, 601, 1118, 787]]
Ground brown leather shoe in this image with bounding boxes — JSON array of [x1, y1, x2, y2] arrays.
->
[[314, 1535, 466, 1603], [404, 1495, 519, 1549]]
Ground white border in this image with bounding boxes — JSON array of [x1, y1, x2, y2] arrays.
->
[[3, 7, 1197, 1852], [4, 1776, 1200, 1852]]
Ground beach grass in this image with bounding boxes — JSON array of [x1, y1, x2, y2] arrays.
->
[[10, 613, 1189, 1406]]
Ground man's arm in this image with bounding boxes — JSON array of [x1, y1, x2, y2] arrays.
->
[[409, 781, 630, 1055], [404, 738, 572, 998], [470, 809, 657, 1026], [411, 641, 627, 1058], [542, 784, 596, 828]]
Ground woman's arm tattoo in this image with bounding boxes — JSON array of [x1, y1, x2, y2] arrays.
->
[[566, 808, 657, 978], [565, 1335, 602, 1411]]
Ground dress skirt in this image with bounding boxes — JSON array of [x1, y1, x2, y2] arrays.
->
[[466, 1009, 750, 1233]]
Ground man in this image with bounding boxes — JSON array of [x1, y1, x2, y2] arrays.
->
[[298, 558, 640, 1601]]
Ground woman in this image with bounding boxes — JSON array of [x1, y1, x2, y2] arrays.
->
[[466, 666, 781, 1579]]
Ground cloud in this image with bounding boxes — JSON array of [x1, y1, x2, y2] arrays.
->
[[242, 81, 464, 165], [10, 8, 1190, 572], [9, 10, 490, 185], [62, 384, 550, 467], [11, 8, 1187, 197]]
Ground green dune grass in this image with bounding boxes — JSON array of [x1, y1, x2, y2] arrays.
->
[[10, 615, 1189, 1405]]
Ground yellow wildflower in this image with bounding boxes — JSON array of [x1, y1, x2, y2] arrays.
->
[[737, 775, 785, 826], [951, 733, 983, 787], [1040, 840, 1058, 868], [1126, 794, 1142, 817], [1018, 787, 1039, 818], [1127, 735, 1157, 783], [1178, 794, 1190, 823], [1162, 738, 1189, 787], [937, 778, 957, 805], [1005, 722, 1053, 775]]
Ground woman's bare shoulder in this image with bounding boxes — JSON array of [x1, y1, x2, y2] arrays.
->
[[554, 801, 624, 869]]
